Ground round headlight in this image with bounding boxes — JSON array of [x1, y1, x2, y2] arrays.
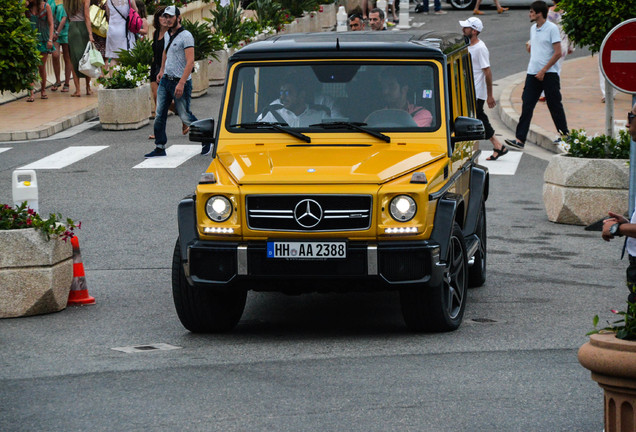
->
[[389, 195, 416, 222], [205, 195, 232, 222]]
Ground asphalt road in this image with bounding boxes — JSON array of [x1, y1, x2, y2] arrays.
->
[[0, 6, 611, 431]]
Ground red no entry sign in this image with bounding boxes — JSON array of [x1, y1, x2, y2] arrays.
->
[[600, 18, 636, 94]]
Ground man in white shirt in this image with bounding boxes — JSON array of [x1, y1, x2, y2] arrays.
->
[[257, 80, 329, 127], [460, 17, 507, 160], [505, 0, 568, 150]]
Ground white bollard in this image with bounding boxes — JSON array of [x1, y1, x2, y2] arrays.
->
[[397, 0, 410, 29], [336, 6, 347, 32], [12, 169, 39, 214]]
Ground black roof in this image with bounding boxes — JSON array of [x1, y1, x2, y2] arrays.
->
[[230, 31, 467, 61]]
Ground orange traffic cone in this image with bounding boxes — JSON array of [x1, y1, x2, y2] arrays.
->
[[67, 236, 95, 305]]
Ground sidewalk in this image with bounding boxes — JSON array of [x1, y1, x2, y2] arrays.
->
[[0, 55, 633, 146]]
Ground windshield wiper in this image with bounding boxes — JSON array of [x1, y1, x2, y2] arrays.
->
[[230, 122, 311, 143], [308, 121, 390, 143]]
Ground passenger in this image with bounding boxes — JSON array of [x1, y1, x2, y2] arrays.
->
[[257, 80, 330, 127], [368, 8, 385, 31], [379, 75, 433, 127], [348, 12, 365, 31]]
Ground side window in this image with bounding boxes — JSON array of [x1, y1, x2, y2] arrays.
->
[[450, 57, 463, 124], [462, 53, 476, 118]]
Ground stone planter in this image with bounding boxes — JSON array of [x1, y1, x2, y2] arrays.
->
[[579, 333, 636, 432], [543, 154, 629, 225], [191, 59, 209, 98], [308, 11, 320, 32], [296, 15, 310, 33], [0, 229, 73, 318], [208, 50, 229, 86], [282, 20, 299, 34], [98, 83, 151, 130], [319, 3, 337, 30]]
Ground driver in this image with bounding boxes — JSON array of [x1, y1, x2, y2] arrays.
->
[[380, 75, 433, 127], [257, 80, 329, 127]]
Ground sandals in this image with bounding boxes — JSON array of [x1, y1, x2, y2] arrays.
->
[[487, 146, 508, 161], [61, 84, 69, 93], [51, 82, 61, 91], [26, 96, 34, 102], [182, 123, 190, 135], [497, 7, 509, 13], [41, 93, 48, 99]]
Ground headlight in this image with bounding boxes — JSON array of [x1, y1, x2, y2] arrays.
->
[[206, 195, 232, 222], [389, 195, 416, 222]]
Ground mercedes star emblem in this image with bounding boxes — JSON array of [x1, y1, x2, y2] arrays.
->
[[294, 199, 323, 228]]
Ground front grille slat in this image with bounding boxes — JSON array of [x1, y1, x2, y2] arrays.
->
[[247, 195, 372, 232]]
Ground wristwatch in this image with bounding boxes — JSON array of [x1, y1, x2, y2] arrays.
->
[[610, 223, 623, 237]]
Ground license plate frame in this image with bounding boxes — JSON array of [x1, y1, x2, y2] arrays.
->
[[266, 241, 347, 259]]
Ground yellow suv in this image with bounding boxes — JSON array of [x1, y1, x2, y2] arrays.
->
[[173, 31, 488, 333]]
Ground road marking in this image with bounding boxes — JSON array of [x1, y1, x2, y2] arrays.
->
[[111, 343, 182, 353], [0, 148, 11, 154], [478, 150, 523, 175], [19, 146, 108, 169], [133, 145, 201, 169]]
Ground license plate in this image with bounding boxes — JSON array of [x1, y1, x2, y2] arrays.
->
[[267, 241, 346, 259]]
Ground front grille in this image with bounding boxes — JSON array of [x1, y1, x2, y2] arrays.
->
[[247, 195, 372, 232]]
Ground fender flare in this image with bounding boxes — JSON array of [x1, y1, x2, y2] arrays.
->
[[430, 193, 464, 261], [463, 164, 489, 237], [177, 196, 198, 261]]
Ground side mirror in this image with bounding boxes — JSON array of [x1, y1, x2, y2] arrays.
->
[[451, 116, 485, 144], [189, 118, 215, 143]]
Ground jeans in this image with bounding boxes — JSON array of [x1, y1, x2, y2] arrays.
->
[[515, 73, 568, 143], [423, 0, 441, 12], [154, 77, 198, 148]]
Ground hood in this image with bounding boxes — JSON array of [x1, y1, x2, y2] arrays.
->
[[217, 146, 446, 184]]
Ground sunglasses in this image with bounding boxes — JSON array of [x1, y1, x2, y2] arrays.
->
[[161, 13, 175, 18], [629, 112, 635, 124]]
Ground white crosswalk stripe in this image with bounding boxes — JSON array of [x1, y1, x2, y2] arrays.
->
[[19, 146, 108, 170], [0, 148, 11, 155], [133, 145, 202, 169], [477, 150, 523, 175]]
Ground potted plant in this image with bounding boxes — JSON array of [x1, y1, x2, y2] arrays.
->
[[0, 202, 79, 318], [579, 297, 636, 432], [181, 18, 219, 97], [96, 62, 151, 130], [543, 129, 631, 226]]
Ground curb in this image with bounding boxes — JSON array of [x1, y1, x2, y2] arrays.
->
[[0, 106, 98, 143], [497, 70, 564, 155]]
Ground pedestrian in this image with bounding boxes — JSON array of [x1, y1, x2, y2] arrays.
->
[[105, 0, 138, 67], [64, 0, 94, 97], [368, 8, 385, 31], [348, 12, 365, 31], [25, 0, 56, 102], [48, 0, 69, 93], [135, 0, 149, 39], [361, 0, 372, 20], [145, 6, 199, 158], [89, 0, 107, 59], [472, 0, 508, 15], [420, 0, 447, 15], [538, 0, 573, 102], [460, 17, 508, 160], [601, 103, 636, 298], [505, 0, 568, 150]]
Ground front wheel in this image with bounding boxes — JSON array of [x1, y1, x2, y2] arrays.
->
[[449, 0, 477, 10], [171, 239, 246, 332], [400, 222, 468, 332]]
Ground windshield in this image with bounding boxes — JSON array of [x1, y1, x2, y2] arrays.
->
[[227, 61, 440, 132]]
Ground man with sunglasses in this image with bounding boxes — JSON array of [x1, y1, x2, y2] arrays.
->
[[602, 103, 636, 299], [348, 13, 365, 31], [145, 5, 200, 158]]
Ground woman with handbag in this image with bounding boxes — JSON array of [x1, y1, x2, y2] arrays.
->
[[64, 0, 94, 97], [25, 0, 56, 102], [105, 0, 138, 67], [49, 0, 72, 93]]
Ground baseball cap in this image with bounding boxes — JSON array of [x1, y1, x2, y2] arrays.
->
[[164, 5, 180, 16], [459, 17, 483, 32]]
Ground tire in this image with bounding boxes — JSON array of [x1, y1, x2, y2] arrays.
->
[[171, 239, 246, 332], [400, 222, 468, 332], [468, 201, 487, 288], [449, 0, 477, 10]]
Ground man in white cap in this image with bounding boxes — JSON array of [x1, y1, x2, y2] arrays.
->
[[459, 17, 507, 160], [145, 5, 201, 158]]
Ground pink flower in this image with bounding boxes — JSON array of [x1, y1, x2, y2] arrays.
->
[[611, 309, 619, 314]]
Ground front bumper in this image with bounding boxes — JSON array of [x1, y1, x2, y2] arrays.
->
[[184, 240, 444, 291]]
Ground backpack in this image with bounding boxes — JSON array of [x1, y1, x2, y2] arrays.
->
[[112, 0, 143, 35]]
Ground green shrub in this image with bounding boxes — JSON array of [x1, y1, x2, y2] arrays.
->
[[181, 18, 220, 60], [248, 0, 285, 29], [563, 129, 631, 159], [0, 1, 41, 94], [207, 0, 244, 47], [115, 37, 153, 68]]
